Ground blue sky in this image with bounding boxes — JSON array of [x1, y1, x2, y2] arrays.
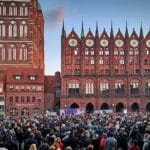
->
[[39, 0, 150, 75]]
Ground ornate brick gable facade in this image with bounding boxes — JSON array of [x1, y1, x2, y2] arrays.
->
[[61, 22, 150, 113]]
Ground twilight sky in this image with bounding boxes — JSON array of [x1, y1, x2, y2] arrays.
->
[[39, 0, 150, 75]]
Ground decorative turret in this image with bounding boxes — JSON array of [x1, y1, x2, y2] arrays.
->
[[110, 21, 114, 38], [81, 20, 85, 38], [139, 22, 144, 39], [132, 28, 136, 34], [125, 21, 129, 38], [61, 20, 66, 37], [118, 28, 121, 33], [95, 21, 99, 38]]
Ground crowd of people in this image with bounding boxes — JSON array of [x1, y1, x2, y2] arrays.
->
[[0, 112, 149, 150]]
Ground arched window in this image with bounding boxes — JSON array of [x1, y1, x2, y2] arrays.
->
[[20, 21, 27, 37], [130, 81, 139, 94], [100, 82, 109, 96], [0, 44, 5, 61], [145, 82, 150, 96], [20, 3, 28, 16], [86, 83, 94, 95], [9, 3, 17, 16], [115, 80, 124, 95], [0, 3, 6, 16], [20, 7, 23, 16], [0, 21, 5, 37], [20, 44, 27, 61], [68, 82, 80, 96], [8, 45, 16, 61], [9, 21, 17, 37]]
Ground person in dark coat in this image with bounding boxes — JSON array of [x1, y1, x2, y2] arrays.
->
[[5, 133, 19, 150], [24, 132, 38, 150], [64, 130, 79, 149]]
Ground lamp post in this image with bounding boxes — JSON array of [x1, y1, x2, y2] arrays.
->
[[112, 103, 115, 113], [64, 104, 67, 115]]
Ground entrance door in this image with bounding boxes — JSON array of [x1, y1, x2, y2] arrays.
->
[[116, 103, 124, 112], [86, 103, 94, 113], [131, 103, 139, 112], [146, 103, 150, 112]]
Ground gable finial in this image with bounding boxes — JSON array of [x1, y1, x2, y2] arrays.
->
[[125, 21, 129, 38], [110, 20, 114, 38], [81, 20, 85, 38], [61, 19, 66, 37], [140, 20, 144, 39], [95, 21, 99, 38]]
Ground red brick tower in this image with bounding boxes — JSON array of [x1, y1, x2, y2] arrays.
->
[[0, 0, 45, 117]]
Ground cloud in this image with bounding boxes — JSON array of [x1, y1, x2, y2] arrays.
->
[[45, 7, 66, 29]]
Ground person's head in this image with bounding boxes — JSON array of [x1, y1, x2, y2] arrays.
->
[[131, 140, 139, 147], [56, 137, 62, 143], [65, 146, 72, 150], [87, 144, 94, 150], [109, 132, 114, 137], [102, 132, 107, 138], [144, 133, 149, 140], [49, 145, 56, 150]]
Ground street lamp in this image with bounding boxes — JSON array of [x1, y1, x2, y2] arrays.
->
[[112, 103, 115, 113]]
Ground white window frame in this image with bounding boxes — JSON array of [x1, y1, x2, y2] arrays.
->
[[20, 45, 27, 61], [74, 50, 77, 55], [20, 21, 27, 37], [29, 76, 36, 80], [131, 82, 139, 88], [100, 83, 109, 91], [120, 50, 124, 55], [146, 50, 149, 55], [91, 51, 94, 55], [0, 21, 5, 37], [114, 50, 118, 55], [99, 51, 103, 55], [85, 83, 94, 94], [1, 47, 5, 60], [120, 59, 125, 65], [85, 50, 89, 55], [99, 59, 104, 64], [105, 51, 109, 55], [9, 21, 17, 37], [129, 50, 133, 55], [91, 59, 94, 64], [135, 50, 139, 55], [15, 75, 21, 80]]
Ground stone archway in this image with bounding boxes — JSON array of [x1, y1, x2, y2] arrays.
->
[[101, 103, 109, 110], [86, 103, 94, 113], [70, 103, 79, 108], [116, 102, 124, 112], [146, 103, 150, 112], [131, 103, 139, 112]]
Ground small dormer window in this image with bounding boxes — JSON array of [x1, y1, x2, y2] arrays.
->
[[29, 76, 36, 80], [15, 75, 21, 80]]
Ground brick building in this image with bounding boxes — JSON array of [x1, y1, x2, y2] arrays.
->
[[0, 0, 45, 117], [6, 68, 44, 116], [61, 22, 150, 113], [44, 72, 61, 113]]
